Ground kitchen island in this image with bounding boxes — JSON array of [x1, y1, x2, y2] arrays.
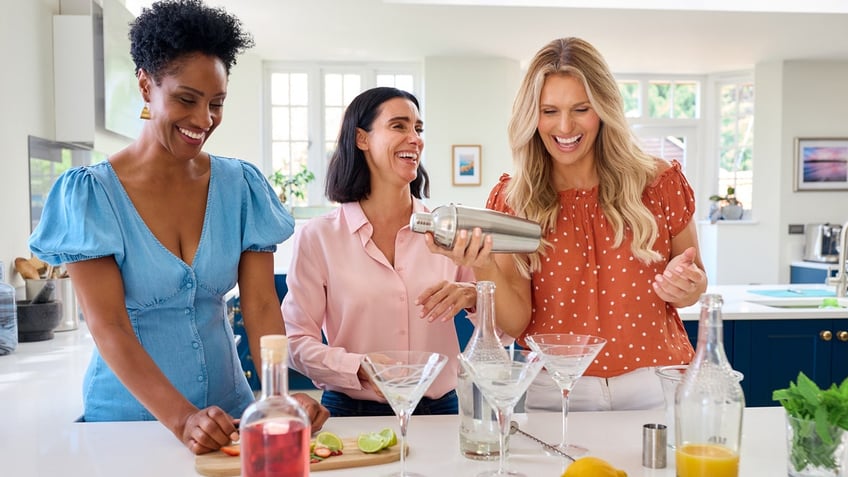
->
[[677, 283, 847, 320], [3, 283, 843, 476]]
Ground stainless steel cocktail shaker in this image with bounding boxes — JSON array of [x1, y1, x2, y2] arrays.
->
[[410, 204, 541, 253]]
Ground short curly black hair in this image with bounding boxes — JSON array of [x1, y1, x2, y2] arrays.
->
[[129, 0, 254, 82]]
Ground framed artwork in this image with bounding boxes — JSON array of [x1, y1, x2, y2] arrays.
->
[[794, 137, 848, 191], [451, 144, 481, 186]]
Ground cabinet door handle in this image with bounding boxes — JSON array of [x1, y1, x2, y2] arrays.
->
[[820, 330, 833, 341], [837, 331, 848, 342]]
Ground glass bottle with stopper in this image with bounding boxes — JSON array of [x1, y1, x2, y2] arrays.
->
[[240, 334, 310, 477]]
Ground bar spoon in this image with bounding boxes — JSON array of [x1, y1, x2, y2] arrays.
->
[[509, 421, 575, 461]]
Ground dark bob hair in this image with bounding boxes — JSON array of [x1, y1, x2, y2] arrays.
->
[[325, 87, 430, 203], [129, 0, 253, 82]]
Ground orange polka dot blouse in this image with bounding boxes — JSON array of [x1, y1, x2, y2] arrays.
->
[[486, 160, 695, 378]]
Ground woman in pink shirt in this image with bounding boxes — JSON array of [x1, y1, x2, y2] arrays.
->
[[282, 87, 476, 416]]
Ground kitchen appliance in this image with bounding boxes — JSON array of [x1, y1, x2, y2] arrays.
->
[[804, 223, 843, 263]]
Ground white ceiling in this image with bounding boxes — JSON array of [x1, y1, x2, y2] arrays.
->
[[127, 0, 848, 74]]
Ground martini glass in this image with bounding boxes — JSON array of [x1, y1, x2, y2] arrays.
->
[[459, 348, 544, 477], [360, 350, 448, 477], [524, 333, 606, 456]]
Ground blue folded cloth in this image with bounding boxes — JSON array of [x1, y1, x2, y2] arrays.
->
[[748, 289, 836, 298]]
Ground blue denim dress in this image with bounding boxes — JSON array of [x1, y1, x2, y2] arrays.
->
[[29, 156, 294, 421]]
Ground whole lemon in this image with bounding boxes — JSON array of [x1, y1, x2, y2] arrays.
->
[[561, 456, 627, 477]]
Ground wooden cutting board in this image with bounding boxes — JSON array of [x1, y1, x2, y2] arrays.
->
[[195, 438, 408, 476]]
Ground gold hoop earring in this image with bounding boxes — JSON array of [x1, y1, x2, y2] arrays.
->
[[140, 104, 151, 120]]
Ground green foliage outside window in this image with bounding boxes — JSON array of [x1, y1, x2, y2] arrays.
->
[[648, 81, 697, 118], [649, 82, 671, 117], [618, 81, 640, 118], [673, 82, 697, 119], [267, 165, 315, 208], [717, 81, 754, 210]]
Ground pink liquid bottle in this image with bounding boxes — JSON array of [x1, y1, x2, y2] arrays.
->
[[240, 335, 310, 477]]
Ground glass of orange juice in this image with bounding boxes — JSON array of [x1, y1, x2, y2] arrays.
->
[[676, 443, 739, 477]]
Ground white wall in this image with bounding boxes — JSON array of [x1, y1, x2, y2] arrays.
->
[[699, 60, 786, 285], [0, 1, 60, 289], [751, 60, 784, 283], [779, 61, 848, 281], [202, 54, 264, 167], [423, 57, 521, 208], [701, 59, 848, 285]]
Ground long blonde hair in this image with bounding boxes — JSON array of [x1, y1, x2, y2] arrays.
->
[[507, 37, 661, 274]]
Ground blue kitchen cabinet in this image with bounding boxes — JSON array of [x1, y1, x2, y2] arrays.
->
[[682, 319, 734, 363], [229, 295, 261, 390], [228, 275, 318, 392], [455, 309, 473, 351], [732, 319, 848, 407], [790, 264, 837, 284], [274, 275, 317, 391]]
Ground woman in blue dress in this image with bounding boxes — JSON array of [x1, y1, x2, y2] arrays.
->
[[29, 0, 328, 454]]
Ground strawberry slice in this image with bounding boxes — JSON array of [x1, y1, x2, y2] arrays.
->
[[313, 447, 333, 458], [220, 445, 240, 456]]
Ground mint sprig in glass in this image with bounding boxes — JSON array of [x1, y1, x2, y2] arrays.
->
[[773, 372, 848, 475]]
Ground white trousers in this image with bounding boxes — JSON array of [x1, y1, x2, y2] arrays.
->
[[525, 366, 665, 412]]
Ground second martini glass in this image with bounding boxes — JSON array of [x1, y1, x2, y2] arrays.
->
[[525, 333, 606, 456], [459, 348, 545, 477], [360, 350, 448, 477]]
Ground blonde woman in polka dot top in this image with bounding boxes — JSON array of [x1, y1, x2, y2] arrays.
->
[[426, 37, 707, 412]]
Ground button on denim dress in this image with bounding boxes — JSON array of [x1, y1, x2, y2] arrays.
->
[[29, 156, 294, 421]]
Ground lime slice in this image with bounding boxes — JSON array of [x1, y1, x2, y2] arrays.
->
[[358, 433, 388, 453], [315, 431, 344, 451], [379, 428, 397, 448]]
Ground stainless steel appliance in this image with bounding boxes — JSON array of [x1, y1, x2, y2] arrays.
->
[[804, 223, 843, 263]]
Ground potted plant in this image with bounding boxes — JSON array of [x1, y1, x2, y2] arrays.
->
[[709, 186, 744, 220], [267, 165, 315, 209], [773, 372, 848, 476]]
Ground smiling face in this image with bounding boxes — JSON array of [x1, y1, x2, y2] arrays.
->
[[536, 73, 601, 173], [139, 53, 227, 159], [356, 97, 424, 187]]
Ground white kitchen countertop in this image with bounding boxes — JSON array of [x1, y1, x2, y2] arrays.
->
[[677, 283, 847, 320], [2, 283, 841, 476], [0, 322, 789, 476]]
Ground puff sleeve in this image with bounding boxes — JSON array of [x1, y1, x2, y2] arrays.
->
[[485, 173, 514, 214], [646, 160, 696, 238], [29, 166, 125, 266], [238, 160, 295, 252]]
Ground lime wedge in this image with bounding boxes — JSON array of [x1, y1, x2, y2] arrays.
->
[[315, 431, 344, 451], [379, 428, 397, 448], [357, 433, 388, 453]]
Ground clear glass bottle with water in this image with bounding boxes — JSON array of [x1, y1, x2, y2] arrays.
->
[[675, 294, 745, 477], [0, 261, 18, 355], [239, 335, 310, 477], [458, 281, 510, 460]]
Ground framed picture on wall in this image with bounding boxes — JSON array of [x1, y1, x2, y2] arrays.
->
[[794, 137, 848, 191], [452, 144, 481, 186]]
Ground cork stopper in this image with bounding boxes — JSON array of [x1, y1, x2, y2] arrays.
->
[[260, 334, 288, 364]]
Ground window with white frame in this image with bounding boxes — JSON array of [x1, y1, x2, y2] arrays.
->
[[716, 77, 754, 212], [617, 75, 703, 176], [264, 63, 420, 207]]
